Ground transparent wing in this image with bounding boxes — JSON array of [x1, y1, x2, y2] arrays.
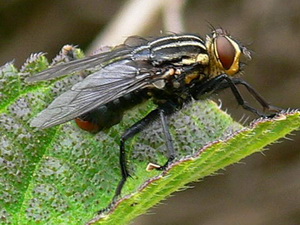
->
[[26, 46, 133, 82], [30, 60, 154, 129], [25, 36, 153, 82]]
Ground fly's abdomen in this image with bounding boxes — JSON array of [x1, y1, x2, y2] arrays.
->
[[75, 105, 123, 133], [75, 91, 149, 133]]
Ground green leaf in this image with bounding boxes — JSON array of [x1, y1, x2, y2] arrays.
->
[[0, 51, 299, 225]]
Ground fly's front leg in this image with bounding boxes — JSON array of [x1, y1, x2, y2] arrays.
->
[[230, 78, 283, 114], [192, 74, 278, 117], [216, 77, 283, 117], [223, 76, 266, 117]]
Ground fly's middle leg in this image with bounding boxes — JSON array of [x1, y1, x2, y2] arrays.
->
[[156, 108, 176, 170], [115, 102, 178, 197]]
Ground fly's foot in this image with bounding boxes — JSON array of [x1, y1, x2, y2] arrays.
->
[[261, 106, 285, 119], [146, 156, 176, 171]]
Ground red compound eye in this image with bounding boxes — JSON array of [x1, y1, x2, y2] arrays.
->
[[216, 36, 236, 70]]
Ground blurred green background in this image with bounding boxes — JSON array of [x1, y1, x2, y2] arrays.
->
[[0, 0, 299, 224]]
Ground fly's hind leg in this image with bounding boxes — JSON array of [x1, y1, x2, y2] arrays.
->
[[115, 102, 178, 198]]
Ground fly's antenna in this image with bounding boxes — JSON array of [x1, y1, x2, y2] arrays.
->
[[205, 20, 216, 32]]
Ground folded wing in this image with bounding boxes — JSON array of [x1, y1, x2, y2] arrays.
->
[[30, 60, 154, 128], [25, 46, 132, 82]]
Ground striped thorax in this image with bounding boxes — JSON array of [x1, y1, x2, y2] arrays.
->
[[132, 34, 209, 66]]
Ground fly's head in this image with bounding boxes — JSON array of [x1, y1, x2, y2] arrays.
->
[[205, 28, 251, 77]]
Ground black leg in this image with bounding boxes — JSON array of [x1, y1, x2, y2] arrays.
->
[[115, 102, 178, 197], [116, 108, 160, 197], [230, 78, 282, 113], [214, 77, 282, 115], [222, 76, 266, 116], [191, 74, 230, 99], [158, 109, 176, 169], [192, 74, 281, 117]]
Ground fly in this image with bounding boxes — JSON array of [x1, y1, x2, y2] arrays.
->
[[26, 28, 282, 197]]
